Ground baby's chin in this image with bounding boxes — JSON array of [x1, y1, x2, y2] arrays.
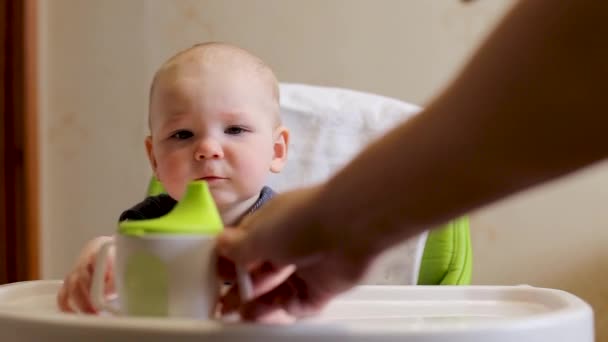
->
[[212, 194, 246, 211]]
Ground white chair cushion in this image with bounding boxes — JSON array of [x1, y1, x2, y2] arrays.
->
[[267, 83, 428, 285]]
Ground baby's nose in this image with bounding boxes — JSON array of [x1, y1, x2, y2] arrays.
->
[[195, 139, 224, 160]]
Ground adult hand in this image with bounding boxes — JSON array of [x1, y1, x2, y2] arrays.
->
[[216, 185, 376, 322]]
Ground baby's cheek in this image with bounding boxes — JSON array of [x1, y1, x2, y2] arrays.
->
[[156, 158, 189, 199], [235, 156, 270, 189]]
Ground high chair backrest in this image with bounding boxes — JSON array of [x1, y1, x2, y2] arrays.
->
[[146, 83, 472, 285]]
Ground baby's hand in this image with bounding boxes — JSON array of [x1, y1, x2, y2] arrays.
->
[[57, 235, 115, 314]]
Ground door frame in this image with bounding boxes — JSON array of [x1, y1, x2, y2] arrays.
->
[[0, 0, 39, 283]]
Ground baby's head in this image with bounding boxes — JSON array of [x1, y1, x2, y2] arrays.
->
[[145, 42, 288, 222]]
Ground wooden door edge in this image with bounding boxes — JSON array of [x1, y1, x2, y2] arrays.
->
[[24, 0, 40, 280]]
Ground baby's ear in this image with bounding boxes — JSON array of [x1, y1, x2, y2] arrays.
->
[[145, 136, 159, 177], [270, 126, 289, 173]]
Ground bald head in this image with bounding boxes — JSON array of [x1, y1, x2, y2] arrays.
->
[[148, 42, 280, 129]]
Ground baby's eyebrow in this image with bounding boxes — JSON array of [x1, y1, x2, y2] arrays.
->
[[165, 111, 189, 120], [219, 111, 249, 121], [156, 111, 191, 127]]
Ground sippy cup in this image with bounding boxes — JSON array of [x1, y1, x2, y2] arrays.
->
[[90, 181, 252, 318]]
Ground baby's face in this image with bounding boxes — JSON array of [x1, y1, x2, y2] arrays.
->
[[146, 61, 285, 210]]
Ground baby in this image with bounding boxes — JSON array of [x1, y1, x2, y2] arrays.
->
[[57, 42, 289, 313]]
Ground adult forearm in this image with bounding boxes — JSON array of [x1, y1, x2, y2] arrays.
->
[[319, 0, 608, 255]]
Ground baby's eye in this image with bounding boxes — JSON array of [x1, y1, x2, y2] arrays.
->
[[170, 130, 193, 140], [224, 126, 247, 135]]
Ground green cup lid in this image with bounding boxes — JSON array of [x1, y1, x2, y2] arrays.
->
[[119, 180, 223, 236]]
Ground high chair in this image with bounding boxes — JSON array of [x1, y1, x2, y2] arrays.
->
[[0, 84, 591, 339], [145, 82, 472, 286]]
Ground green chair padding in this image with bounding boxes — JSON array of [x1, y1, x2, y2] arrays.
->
[[146, 178, 472, 285], [147, 177, 165, 197], [417, 216, 472, 285]]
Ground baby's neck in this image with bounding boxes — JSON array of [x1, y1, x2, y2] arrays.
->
[[218, 195, 259, 226]]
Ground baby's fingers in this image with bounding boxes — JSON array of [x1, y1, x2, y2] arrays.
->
[[57, 273, 96, 314], [74, 278, 97, 314], [56, 277, 74, 313]]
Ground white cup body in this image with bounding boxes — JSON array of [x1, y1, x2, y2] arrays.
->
[[92, 233, 218, 318]]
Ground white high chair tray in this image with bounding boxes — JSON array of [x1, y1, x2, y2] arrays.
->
[[0, 280, 593, 342]]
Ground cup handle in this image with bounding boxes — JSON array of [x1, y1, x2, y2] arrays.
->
[[90, 239, 120, 315], [236, 265, 253, 302]]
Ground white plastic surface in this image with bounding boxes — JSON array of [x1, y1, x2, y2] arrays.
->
[[0, 280, 594, 342]]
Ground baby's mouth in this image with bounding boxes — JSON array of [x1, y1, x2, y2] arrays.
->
[[197, 176, 227, 182]]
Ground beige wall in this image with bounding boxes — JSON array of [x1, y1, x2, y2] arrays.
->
[[39, 0, 607, 338]]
